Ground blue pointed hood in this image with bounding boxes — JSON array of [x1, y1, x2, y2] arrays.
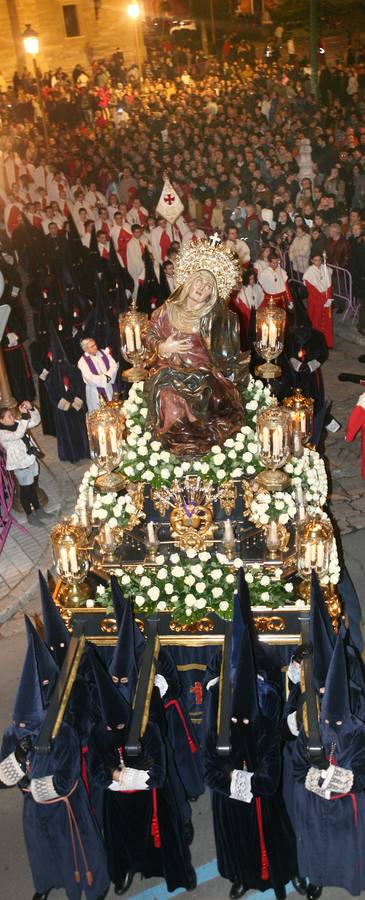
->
[[310, 572, 335, 691], [108, 600, 140, 702], [24, 615, 59, 707], [39, 570, 70, 664], [91, 647, 131, 728], [321, 633, 351, 724], [12, 634, 45, 735]]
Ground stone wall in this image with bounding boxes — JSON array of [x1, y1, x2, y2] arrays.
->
[[0, 0, 137, 83]]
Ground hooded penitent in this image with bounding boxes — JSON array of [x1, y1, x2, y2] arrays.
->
[[38, 570, 70, 666]]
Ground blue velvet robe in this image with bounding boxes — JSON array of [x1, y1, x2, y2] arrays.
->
[[87, 719, 193, 892], [292, 719, 365, 895], [204, 720, 297, 893], [0, 722, 109, 899]]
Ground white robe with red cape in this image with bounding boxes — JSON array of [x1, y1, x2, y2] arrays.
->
[[303, 263, 333, 349]]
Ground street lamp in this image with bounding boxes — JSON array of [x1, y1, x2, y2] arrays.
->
[[22, 25, 49, 154], [127, 3, 142, 80]]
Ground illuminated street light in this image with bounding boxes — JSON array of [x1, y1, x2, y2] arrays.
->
[[127, 3, 143, 80], [22, 24, 39, 57], [22, 25, 49, 154], [127, 3, 140, 19]]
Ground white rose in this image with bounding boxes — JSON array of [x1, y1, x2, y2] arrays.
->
[[172, 566, 184, 577], [135, 565, 144, 575], [199, 551, 211, 562], [97, 509, 108, 520], [279, 513, 289, 525], [228, 450, 237, 460], [261, 591, 270, 602], [200, 463, 210, 475], [212, 586, 223, 598], [185, 594, 196, 607], [224, 438, 235, 448], [211, 569, 223, 581], [140, 576, 151, 588], [185, 574, 195, 587], [247, 442, 258, 453], [213, 453, 225, 466], [96, 585, 106, 595], [260, 575, 270, 587], [135, 595, 145, 607], [121, 574, 131, 585], [136, 462, 144, 471], [284, 583, 294, 593], [211, 445, 221, 454], [170, 553, 180, 564], [143, 471, 154, 481], [155, 555, 165, 565], [138, 446, 148, 457], [219, 600, 229, 611], [246, 465, 256, 475], [86, 598, 94, 608], [160, 468, 171, 480], [216, 469, 226, 480], [295, 599, 306, 609], [245, 572, 254, 584], [164, 583, 174, 595], [196, 582, 206, 594], [157, 568, 168, 580], [181, 462, 191, 471], [216, 552, 229, 564], [150, 454, 159, 467], [160, 451, 170, 463], [231, 468, 243, 478], [186, 548, 197, 558], [191, 565, 203, 577], [242, 451, 253, 463], [157, 601, 167, 611], [226, 573, 235, 584], [174, 467, 184, 478], [148, 586, 160, 602], [151, 441, 162, 451], [260, 514, 270, 525]]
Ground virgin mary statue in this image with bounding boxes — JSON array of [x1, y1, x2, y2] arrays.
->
[[144, 241, 250, 456]]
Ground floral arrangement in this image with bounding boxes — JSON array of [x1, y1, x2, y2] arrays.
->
[[90, 549, 298, 623], [118, 377, 274, 490], [245, 448, 328, 527]]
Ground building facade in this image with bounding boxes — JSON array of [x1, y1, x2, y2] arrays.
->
[[0, 0, 138, 82]]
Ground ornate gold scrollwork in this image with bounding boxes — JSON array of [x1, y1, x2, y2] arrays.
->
[[219, 480, 236, 515], [100, 617, 118, 634], [253, 615, 286, 633], [170, 616, 215, 634]]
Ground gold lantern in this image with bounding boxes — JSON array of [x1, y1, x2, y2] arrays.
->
[[255, 297, 286, 379], [93, 521, 124, 565], [51, 521, 90, 607], [119, 298, 150, 382], [256, 406, 292, 491], [283, 390, 314, 456], [86, 401, 126, 492], [297, 517, 333, 598]]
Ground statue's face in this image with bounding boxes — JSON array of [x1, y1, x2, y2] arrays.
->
[[187, 275, 213, 308]]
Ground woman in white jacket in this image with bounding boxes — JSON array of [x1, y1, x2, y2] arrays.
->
[[0, 402, 43, 518]]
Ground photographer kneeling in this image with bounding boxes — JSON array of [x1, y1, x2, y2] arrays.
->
[[0, 401, 51, 523]]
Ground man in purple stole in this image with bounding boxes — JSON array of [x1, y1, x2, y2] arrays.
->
[[77, 338, 119, 411]]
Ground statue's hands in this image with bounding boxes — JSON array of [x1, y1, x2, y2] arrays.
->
[[158, 336, 192, 358]]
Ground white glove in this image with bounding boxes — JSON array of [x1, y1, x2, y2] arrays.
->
[[7, 332, 18, 347], [206, 676, 219, 691], [308, 359, 320, 373], [290, 357, 302, 372], [154, 673, 168, 698], [324, 298, 333, 308], [39, 368, 49, 381], [57, 398, 71, 411], [0, 752, 25, 786], [305, 765, 353, 800], [287, 658, 301, 684], [357, 393, 365, 411], [72, 397, 83, 411], [287, 711, 299, 736], [30, 775, 59, 802], [230, 769, 253, 803], [109, 767, 150, 792]]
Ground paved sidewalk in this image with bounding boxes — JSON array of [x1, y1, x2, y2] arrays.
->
[[0, 313, 364, 638]]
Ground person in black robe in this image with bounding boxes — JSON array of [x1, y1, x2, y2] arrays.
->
[[87, 649, 197, 896], [0, 618, 109, 900], [204, 624, 298, 900], [292, 633, 365, 897], [2, 302, 35, 403], [44, 324, 90, 463], [29, 302, 56, 437], [136, 245, 161, 315], [285, 300, 328, 417]]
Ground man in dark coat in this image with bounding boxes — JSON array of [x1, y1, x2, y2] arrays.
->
[[204, 625, 297, 900], [0, 622, 110, 900], [285, 300, 328, 420], [87, 650, 197, 896], [348, 224, 365, 333]]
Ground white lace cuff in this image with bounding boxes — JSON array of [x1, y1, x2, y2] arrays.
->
[[154, 674, 168, 698], [230, 769, 253, 803], [0, 752, 25, 786], [320, 764, 354, 795], [57, 398, 71, 411], [39, 368, 49, 381], [72, 397, 83, 411], [30, 775, 59, 802], [118, 767, 149, 791], [287, 711, 299, 736], [308, 359, 320, 372], [287, 659, 301, 684]]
